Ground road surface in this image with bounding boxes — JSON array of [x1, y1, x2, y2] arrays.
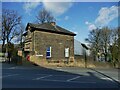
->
[[1, 63, 120, 89]]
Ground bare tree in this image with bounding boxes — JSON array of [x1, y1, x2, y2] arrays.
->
[[86, 26, 120, 66], [2, 9, 21, 63], [16, 24, 25, 48], [85, 28, 101, 61], [109, 27, 120, 67], [118, 27, 120, 67], [100, 27, 111, 61], [0, 25, 6, 53], [86, 27, 112, 61], [36, 8, 55, 23], [118, 27, 120, 68]]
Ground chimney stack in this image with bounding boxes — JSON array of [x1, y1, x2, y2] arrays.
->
[[50, 22, 56, 26]]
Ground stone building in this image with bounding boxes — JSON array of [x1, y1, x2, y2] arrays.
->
[[23, 22, 76, 64]]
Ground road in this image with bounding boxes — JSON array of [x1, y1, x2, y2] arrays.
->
[[1, 62, 120, 89]]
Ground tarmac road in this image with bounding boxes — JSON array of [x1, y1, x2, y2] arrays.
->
[[1, 63, 120, 89]]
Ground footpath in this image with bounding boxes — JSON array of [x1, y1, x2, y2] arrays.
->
[[90, 68, 120, 84]]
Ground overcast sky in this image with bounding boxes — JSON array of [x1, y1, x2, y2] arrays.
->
[[2, 1, 119, 43]]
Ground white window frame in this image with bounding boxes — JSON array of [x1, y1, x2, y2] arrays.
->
[[46, 47, 51, 58], [65, 48, 69, 58]]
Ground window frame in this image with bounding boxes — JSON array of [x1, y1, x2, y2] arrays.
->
[[65, 48, 69, 58], [46, 46, 51, 58]]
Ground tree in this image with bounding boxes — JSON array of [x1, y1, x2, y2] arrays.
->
[[85, 28, 101, 61], [109, 27, 120, 67], [118, 27, 120, 58], [2, 9, 21, 63], [36, 8, 55, 24], [100, 27, 111, 61], [86, 26, 120, 67], [0, 23, 6, 53], [118, 27, 120, 68], [16, 24, 25, 49], [86, 27, 112, 62]]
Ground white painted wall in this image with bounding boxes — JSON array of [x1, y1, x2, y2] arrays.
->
[[74, 39, 90, 56]]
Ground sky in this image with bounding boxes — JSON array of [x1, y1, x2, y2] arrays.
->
[[2, 1, 120, 43]]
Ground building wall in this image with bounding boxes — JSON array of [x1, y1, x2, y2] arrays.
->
[[24, 27, 33, 52], [33, 30, 74, 62], [74, 39, 90, 56]]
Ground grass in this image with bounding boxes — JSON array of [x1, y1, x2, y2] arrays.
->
[[22, 55, 115, 68]]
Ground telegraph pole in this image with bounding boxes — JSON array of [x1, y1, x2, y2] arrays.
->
[[81, 43, 89, 68]]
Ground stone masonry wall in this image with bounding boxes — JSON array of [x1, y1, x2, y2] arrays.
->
[[33, 30, 74, 62]]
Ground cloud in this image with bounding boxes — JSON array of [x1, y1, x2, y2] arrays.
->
[[88, 24, 97, 31], [73, 31, 78, 34], [42, 2, 73, 16], [85, 21, 89, 25], [85, 6, 119, 31], [2, 0, 119, 2], [23, 2, 41, 14], [85, 21, 97, 31], [23, 1, 73, 16], [64, 16, 69, 20], [95, 6, 120, 26]]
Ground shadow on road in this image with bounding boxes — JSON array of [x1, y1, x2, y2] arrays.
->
[[2, 62, 120, 89]]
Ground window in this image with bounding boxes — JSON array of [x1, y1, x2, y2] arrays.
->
[[46, 47, 51, 58], [65, 48, 69, 57]]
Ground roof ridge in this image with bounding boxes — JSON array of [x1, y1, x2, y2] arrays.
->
[[26, 22, 76, 36]]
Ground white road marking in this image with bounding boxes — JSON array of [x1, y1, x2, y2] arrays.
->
[[40, 78, 96, 84], [115, 79, 120, 82], [67, 76, 81, 81], [36, 74, 78, 77], [8, 67, 16, 69], [33, 75, 52, 80], [0, 74, 19, 78], [36, 74, 51, 75], [101, 77, 113, 81]]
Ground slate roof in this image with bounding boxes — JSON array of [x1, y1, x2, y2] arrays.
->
[[26, 23, 76, 36]]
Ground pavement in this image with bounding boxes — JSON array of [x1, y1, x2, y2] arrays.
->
[[90, 68, 119, 83], [1, 62, 120, 89], [49, 66, 120, 83]]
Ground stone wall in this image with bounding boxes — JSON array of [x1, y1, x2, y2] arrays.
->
[[33, 30, 74, 62]]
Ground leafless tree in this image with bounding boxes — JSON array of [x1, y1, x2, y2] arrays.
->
[[86, 27, 112, 61], [85, 28, 101, 61], [118, 27, 120, 67], [36, 8, 55, 23], [2, 9, 21, 63], [108, 27, 120, 67], [115, 27, 120, 67], [16, 23, 25, 48], [100, 27, 111, 61]]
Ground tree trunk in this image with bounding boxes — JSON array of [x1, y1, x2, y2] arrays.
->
[[2, 40, 5, 53], [6, 35, 11, 64], [105, 53, 107, 61]]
